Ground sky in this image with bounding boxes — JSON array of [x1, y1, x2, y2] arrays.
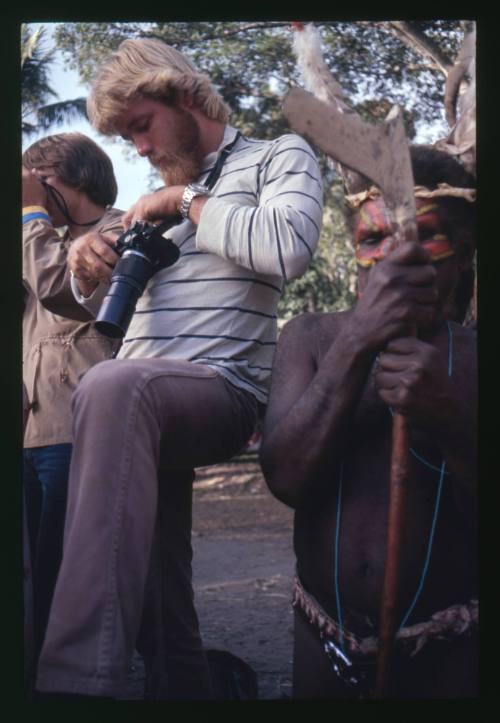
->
[[22, 23, 154, 212]]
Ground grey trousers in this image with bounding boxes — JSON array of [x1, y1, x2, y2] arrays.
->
[[36, 358, 258, 697]]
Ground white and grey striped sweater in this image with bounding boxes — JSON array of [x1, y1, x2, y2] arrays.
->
[[73, 126, 323, 403]]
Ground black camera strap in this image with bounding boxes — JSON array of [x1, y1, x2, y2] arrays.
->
[[203, 131, 241, 191], [155, 131, 241, 235], [41, 179, 103, 228]]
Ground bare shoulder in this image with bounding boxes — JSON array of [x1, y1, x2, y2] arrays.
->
[[280, 310, 353, 364], [280, 310, 352, 341]]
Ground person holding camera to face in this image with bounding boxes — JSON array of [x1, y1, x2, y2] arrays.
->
[[22, 132, 123, 667], [35, 39, 322, 700]]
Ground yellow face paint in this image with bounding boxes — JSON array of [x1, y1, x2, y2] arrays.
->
[[354, 198, 455, 267]]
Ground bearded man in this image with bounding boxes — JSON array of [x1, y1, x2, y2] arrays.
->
[[36, 38, 322, 699]]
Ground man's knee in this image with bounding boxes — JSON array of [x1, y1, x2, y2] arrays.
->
[[72, 359, 141, 412]]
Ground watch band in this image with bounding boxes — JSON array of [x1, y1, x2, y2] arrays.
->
[[180, 183, 211, 219]]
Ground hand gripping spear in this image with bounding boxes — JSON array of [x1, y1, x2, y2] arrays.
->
[[285, 24, 418, 697]]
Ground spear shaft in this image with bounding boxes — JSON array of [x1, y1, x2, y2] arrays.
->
[[375, 413, 412, 695], [283, 86, 417, 697]]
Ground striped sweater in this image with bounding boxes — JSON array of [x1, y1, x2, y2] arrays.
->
[[73, 125, 323, 403]]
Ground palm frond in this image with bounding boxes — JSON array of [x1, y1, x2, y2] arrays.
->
[[36, 98, 88, 129]]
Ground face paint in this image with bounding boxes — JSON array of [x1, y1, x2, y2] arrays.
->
[[354, 198, 455, 267], [355, 235, 398, 267], [420, 235, 455, 262]]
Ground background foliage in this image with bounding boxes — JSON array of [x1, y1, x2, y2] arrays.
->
[[24, 21, 466, 319], [21, 25, 87, 137]]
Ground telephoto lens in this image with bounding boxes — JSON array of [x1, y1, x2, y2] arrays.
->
[[95, 219, 181, 338]]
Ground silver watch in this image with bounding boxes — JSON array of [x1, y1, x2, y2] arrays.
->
[[179, 183, 211, 219]]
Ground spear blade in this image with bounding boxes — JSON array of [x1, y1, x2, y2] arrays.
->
[[283, 87, 417, 243]]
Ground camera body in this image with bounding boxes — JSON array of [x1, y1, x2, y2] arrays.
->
[[95, 218, 181, 339]]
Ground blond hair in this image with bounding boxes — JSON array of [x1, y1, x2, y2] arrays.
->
[[87, 38, 231, 135]]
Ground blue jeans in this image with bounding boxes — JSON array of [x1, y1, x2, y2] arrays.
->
[[23, 443, 72, 657]]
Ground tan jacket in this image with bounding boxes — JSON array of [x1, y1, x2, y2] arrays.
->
[[23, 207, 123, 448]]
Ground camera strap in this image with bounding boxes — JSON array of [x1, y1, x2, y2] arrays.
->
[[41, 180, 103, 227], [203, 131, 241, 191], [155, 131, 241, 236]]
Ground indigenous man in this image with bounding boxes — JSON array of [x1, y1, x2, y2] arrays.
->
[[260, 146, 477, 699], [36, 38, 322, 699], [22, 133, 123, 662]]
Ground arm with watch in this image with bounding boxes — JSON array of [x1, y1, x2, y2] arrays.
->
[[71, 132, 323, 306], [122, 144, 323, 281], [121, 182, 210, 230]]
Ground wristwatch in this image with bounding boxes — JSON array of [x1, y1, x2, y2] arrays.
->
[[179, 183, 212, 219]]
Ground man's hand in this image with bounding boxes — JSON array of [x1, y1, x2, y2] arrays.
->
[[122, 186, 185, 230], [22, 167, 48, 208], [351, 243, 438, 353], [375, 336, 456, 427], [68, 230, 121, 296]]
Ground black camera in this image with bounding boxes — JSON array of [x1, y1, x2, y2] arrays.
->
[[95, 217, 181, 339]]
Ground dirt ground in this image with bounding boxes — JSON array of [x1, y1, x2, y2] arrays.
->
[[122, 454, 296, 700], [192, 456, 295, 700]]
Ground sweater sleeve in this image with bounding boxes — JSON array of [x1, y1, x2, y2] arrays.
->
[[69, 276, 111, 317], [195, 135, 323, 281], [23, 207, 123, 321]]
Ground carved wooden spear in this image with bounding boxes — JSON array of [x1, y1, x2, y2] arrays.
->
[[285, 27, 418, 695]]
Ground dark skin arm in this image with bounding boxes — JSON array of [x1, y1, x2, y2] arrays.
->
[[260, 312, 373, 508], [260, 243, 438, 508]]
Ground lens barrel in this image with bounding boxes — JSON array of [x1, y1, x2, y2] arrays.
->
[[95, 250, 155, 338]]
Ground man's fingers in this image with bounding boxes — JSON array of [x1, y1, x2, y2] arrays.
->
[[122, 188, 181, 230], [78, 248, 113, 282], [88, 235, 120, 266], [383, 337, 421, 356], [391, 242, 432, 266], [22, 167, 48, 206], [377, 355, 415, 375], [404, 264, 437, 288], [123, 197, 152, 229], [99, 230, 122, 245], [121, 209, 133, 230], [68, 232, 119, 283], [375, 370, 400, 389]]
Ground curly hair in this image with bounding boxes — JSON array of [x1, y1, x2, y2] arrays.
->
[[87, 38, 231, 135], [409, 145, 476, 253], [22, 132, 117, 207]]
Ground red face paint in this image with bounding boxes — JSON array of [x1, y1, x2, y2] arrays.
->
[[354, 197, 454, 267]]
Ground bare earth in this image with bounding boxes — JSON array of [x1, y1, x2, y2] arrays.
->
[[192, 457, 295, 700], [123, 455, 296, 700]]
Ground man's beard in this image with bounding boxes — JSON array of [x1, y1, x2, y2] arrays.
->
[[155, 151, 203, 186], [151, 109, 204, 186]]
